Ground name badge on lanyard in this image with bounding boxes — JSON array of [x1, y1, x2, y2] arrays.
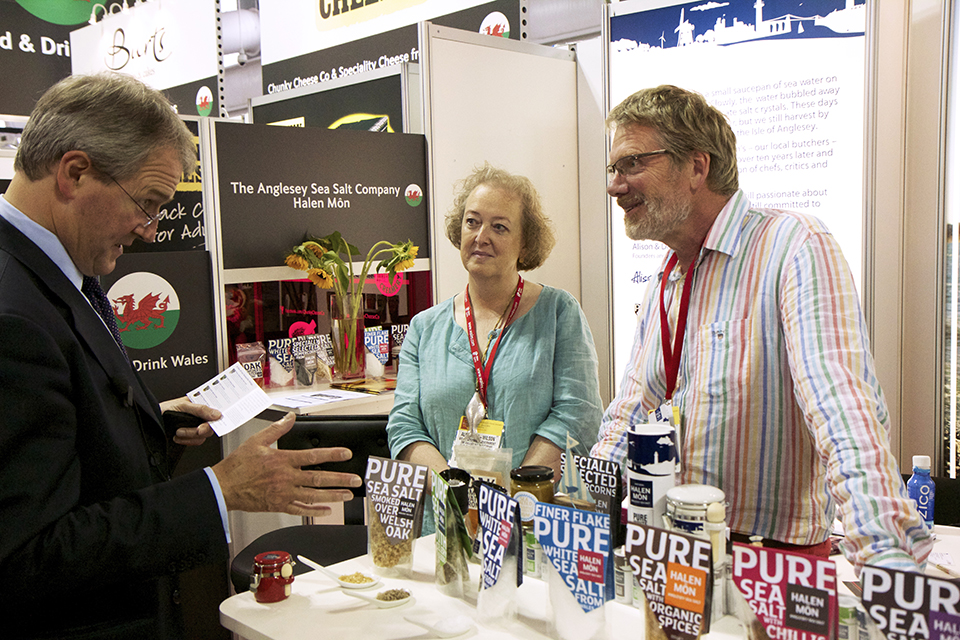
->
[[459, 277, 524, 452]]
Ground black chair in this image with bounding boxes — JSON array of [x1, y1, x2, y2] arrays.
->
[[900, 473, 960, 526], [278, 414, 391, 525], [229, 414, 391, 593]]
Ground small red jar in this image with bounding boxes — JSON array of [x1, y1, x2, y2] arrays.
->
[[251, 551, 295, 603]]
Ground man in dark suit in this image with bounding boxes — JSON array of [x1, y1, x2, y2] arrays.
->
[[0, 74, 362, 639]]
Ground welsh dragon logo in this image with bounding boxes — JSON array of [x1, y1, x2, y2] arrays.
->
[[105, 272, 181, 350], [112, 292, 171, 332]]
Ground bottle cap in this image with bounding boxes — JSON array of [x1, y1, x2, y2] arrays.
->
[[510, 465, 555, 483], [913, 455, 931, 470]]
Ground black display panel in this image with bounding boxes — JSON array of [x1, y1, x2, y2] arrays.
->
[[252, 73, 404, 132], [213, 120, 429, 270], [126, 119, 205, 254], [0, 1, 75, 117], [164, 75, 220, 119], [261, 0, 523, 97], [102, 249, 218, 402]]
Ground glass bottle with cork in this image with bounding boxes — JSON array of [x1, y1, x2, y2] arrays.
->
[[510, 465, 555, 578]]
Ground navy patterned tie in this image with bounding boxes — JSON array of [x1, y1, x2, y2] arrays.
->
[[82, 276, 127, 355]]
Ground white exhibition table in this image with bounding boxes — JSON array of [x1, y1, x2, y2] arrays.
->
[[219, 534, 743, 640], [264, 383, 396, 416], [219, 527, 960, 640]]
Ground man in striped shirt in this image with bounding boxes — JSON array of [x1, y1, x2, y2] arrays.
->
[[591, 85, 932, 572]]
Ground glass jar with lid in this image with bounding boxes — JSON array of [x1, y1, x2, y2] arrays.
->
[[510, 465, 555, 527]]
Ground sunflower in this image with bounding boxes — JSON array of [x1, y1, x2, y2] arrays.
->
[[394, 242, 419, 272], [284, 253, 309, 271], [306, 268, 334, 289], [283, 231, 417, 379], [304, 241, 326, 260], [378, 240, 419, 273]]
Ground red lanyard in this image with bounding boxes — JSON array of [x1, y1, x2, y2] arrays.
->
[[464, 277, 524, 407], [659, 253, 697, 401]]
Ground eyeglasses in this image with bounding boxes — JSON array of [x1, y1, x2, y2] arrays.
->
[[106, 173, 161, 228], [606, 149, 668, 181]]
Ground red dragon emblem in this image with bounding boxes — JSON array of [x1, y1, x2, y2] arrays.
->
[[112, 292, 170, 332]]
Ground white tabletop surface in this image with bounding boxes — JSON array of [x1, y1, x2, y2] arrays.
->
[[265, 383, 395, 415], [220, 526, 960, 640], [221, 534, 747, 640]]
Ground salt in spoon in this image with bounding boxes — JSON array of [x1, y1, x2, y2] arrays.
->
[[296, 555, 379, 590], [342, 588, 413, 609]]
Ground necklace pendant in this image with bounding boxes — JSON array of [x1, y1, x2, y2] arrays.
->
[[464, 391, 486, 443]]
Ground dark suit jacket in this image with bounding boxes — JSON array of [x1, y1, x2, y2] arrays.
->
[[0, 216, 228, 639]]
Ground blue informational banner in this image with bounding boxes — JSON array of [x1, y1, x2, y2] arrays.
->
[[607, 0, 868, 389]]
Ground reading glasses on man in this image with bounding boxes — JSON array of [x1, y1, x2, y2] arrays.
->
[[606, 149, 668, 181], [107, 173, 161, 227]]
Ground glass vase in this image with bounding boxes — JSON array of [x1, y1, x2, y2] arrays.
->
[[328, 292, 365, 381]]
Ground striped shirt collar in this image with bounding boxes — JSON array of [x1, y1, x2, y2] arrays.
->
[[659, 189, 750, 280]]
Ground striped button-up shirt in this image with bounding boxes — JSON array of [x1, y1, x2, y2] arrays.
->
[[591, 191, 932, 572]]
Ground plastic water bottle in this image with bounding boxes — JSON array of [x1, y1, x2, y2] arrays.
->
[[907, 455, 935, 529]]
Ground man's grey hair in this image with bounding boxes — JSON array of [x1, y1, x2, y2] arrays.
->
[[607, 84, 739, 196], [14, 73, 195, 182]]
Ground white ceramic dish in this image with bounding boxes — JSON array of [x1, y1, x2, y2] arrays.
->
[[297, 555, 380, 590], [342, 588, 413, 609]]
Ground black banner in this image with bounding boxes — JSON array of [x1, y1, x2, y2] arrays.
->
[[213, 120, 429, 270], [0, 1, 77, 116], [253, 72, 404, 132], [261, 0, 523, 97], [126, 119, 205, 254], [163, 75, 220, 119], [102, 250, 218, 402]]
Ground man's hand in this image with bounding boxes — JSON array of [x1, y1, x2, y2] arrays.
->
[[212, 412, 362, 517], [160, 396, 222, 447], [160, 397, 223, 446]]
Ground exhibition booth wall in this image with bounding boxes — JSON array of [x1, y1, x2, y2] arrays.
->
[[1, 3, 958, 634], [1, 0, 954, 475]]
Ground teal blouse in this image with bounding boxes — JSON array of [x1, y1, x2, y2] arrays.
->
[[386, 285, 603, 532]]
